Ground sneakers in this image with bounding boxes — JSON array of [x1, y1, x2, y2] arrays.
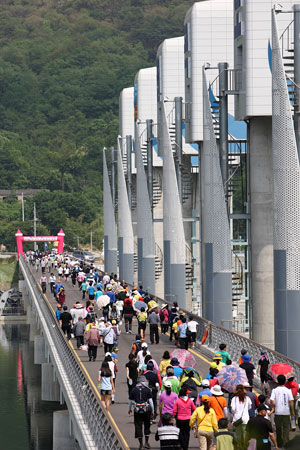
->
[[144, 442, 151, 449]]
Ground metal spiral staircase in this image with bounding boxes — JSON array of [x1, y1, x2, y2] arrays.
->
[[280, 20, 296, 111]]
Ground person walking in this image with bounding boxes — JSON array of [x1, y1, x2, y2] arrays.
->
[[123, 299, 135, 334], [102, 322, 116, 354], [144, 361, 160, 419], [162, 367, 180, 395], [129, 375, 154, 450], [137, 307, 148, 340], [73, 317, 85, 349], [257, 350, 270, 388], [40, 274, 47, 293], [209, 385, 227, 422], [230, 384, 252, 450], [49, 273, 56, 294], [187, 316, 199, 349], [98, 360, 114, 411], [239, 354, 255, 386], [173, 387, 196, 450], [270, 374, 295, 449], [189, 394, 218, 450], [126, 353, 139, 395], [159, 381, 178, 423], [159, 351, 171, 377], [246, 404, 278, 450], [59, 305, 73, 340], [148, 309, 160, 344], [155, 413, 180, 450], [177, 318, 188, 350], [86, 323, 100, 361]]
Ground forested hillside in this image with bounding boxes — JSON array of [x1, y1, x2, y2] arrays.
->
[[0, 0, 194, 250]]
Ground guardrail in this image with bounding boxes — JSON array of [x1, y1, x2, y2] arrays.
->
[[105, 268, 300, 380], [20, 257, 127, 450]]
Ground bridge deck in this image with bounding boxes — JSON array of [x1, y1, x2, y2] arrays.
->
[[30, 267, 210, 449]]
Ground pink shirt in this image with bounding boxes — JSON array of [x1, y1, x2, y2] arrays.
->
[[173, 397, 196, 420]]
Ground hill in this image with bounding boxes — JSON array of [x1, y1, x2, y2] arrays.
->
[[0, 0, 194, 250]]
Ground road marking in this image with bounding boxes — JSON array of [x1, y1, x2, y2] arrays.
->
[[69, 341, 130, 449]]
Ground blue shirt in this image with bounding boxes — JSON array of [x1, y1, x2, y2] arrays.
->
[[100, 374, 112, 391], [88, 285, 95, 295], [56, 309, 61, 321], [107, 291, 116, 303], [95, 290, 103, 300], [173, 366, 183, 378], [198, 388, 212, 403], [178, 323, 188, 338], [97, 282, 102, 289]]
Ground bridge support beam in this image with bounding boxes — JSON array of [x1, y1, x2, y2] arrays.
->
[[34, 335, 47, 364], [42, 363, 60, 401], [53, 410, 80, 450]]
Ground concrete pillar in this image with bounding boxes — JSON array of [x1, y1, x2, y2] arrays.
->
[[29, 313, 40, 341], [42, 363, 60, 401], [249, 117, 274, 348], [53, 410, 80, 450], [34, 335, 47, 364]]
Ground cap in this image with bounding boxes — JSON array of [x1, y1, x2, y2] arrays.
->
[[211, 385, 223, 396], [243, 382, 251, 388], [213, 353, 222, 360], [164, 380, 172, 388], [261, 349, 267, 355], [210, 362, 217, 369], [201, 395, 210, 402], [100, 317, 105, 321], [141, 342, 148, 348], [202, 379, 210, 387], [257, 404, 267, 412], [111, 320, 116, 325], [105, 352, 111, 357], [242, 354, 251, 362]]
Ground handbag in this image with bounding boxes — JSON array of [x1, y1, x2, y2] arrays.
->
[[233, 397, 247, 428]]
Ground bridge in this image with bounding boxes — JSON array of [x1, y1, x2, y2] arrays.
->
[[18, 257, 300, 450]]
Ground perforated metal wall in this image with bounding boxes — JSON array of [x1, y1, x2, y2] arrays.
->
[[202, 70, 231, 273], [103, 151, 117, 273], [162, 103, 186, 265], [272, 11, 300, 290], [117, 141, 134, 256]]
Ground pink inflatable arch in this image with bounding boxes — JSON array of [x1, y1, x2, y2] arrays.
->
[[16, 229, 65, 257]]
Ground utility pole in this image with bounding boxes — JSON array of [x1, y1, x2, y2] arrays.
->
[[146, 119, 153, 213], [33, 203, 37, 251], [90, 230, 93, 252], [77, 236, 80, 250], [21, 192, 25, 222]]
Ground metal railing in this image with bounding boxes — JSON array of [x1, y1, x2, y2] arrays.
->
[[20, 257, 127, 450], [119, 269, 300, 379]]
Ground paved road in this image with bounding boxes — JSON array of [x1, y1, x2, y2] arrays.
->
[[31, 266, 210, 449], [31, 265, 300, 450]]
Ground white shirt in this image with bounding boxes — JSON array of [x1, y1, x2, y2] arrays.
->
[[270, 386, 293, 415], [231, 396, 252, 424], [108, 360, 115, 379], [137, 349, 151, 368], [187, 320, 198, 333]]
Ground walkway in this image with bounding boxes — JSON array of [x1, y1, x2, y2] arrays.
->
[[31, 266, 210, 449]]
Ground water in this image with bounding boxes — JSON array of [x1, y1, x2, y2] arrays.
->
[[0, 323, 65, 450]]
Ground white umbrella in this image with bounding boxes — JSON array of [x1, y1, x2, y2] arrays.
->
[[96, 295, 110, 308]]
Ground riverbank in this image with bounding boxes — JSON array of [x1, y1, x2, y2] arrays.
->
[[0, 255, 19, 291]]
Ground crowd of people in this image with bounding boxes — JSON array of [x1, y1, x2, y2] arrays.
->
[[27, 251, 300, 450]]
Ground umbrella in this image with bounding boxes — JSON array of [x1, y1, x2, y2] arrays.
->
[[148, 300, 158, 311], [216, 364, 248, 393], [170, 349, 197, 369], [268, 363, 296, 382], [134, 300, 147, 312], [96, 295, 110, 309]]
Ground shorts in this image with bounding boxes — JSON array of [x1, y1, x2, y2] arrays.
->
[[138, 322, 147, 330], [190, 332, 197, 342], [100, 389, 112, 396]]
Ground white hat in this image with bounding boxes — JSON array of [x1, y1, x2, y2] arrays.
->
[[105, 352, 111, 357], [210, 385, 223, 396], [141, 342, 148, 348], [100, 317, 105, 321], [243, 382, 251, 388], [202, 379, 210, 387], [164, 380, 172, 388]]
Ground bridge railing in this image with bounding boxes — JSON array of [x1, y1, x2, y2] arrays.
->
[[20, 257, 128, 450], [116, 275, 300, 379]]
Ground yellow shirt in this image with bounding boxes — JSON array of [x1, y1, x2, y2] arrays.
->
[[190, 406, 218, 433], [159, 359, 171, 376], [137, 312, 147, 322]]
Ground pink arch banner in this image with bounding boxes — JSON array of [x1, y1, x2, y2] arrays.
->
[[16, 229, 65, 257]]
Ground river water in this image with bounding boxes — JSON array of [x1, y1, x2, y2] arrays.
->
[[0, 323, 65, 450]]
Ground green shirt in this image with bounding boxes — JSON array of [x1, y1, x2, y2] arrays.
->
[[217, 350, 230, 364], [81, 282, 87, 292]]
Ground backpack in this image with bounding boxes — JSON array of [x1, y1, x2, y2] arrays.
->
[[134, 385, 151, 414], [160, 310, 165, 321]]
